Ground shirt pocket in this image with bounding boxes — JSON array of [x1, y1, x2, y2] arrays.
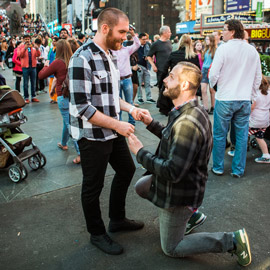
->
[[92, 70, 108, 94]]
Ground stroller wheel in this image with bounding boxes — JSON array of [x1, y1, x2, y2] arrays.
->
[[38, 153, 47, 168], [28, 155, 41, 171], [8, 165, 23, 183], [20, 165, 28, 180]]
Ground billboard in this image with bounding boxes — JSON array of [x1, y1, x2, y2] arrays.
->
[[226, 0, 250, 13], [252, 0, 270, 10], [196, 0, 213, 18]]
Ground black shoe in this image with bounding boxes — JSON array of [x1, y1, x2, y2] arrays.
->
[[90, 233, 123, 255], [108, 218, 144, 233], [208, 107, 214, 115]]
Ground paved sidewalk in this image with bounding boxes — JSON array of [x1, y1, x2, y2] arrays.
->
[[0, 68, 270, 270]]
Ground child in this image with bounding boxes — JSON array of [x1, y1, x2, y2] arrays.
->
[[249, 75, 270, 163]]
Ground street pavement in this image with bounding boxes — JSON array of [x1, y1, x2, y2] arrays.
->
[[0, 67, 270, 270]]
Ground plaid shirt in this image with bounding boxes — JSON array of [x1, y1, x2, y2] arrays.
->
[[68, 39, 120, 141], [137, 100, 213, 209]]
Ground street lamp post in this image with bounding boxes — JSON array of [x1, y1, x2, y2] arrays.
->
[[82, 0, 85, 33]]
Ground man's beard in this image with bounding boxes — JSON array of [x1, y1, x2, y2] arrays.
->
[[105, 29, 123, 50], [163, 84, 181, 100]]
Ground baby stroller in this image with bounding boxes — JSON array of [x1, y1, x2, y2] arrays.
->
[[0, 85, 46, 182]]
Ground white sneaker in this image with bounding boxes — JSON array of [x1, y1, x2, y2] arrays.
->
[[227, 150, 235, 157]]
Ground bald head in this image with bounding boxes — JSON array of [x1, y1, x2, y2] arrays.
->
[[97, 8, 129, 31]]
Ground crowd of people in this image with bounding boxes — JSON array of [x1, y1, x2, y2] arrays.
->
[[1, 6, 270, 268]]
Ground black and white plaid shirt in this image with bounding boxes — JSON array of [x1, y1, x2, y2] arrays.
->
[[68, 39, 120, 141]]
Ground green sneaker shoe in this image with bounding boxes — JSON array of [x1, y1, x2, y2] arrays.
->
[[233, 228, 252, 266], [185, 211, 207, 235]]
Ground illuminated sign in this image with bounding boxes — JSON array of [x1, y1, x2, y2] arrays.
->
[[246, 28, 270, 39], [205, 13, 255, 24], [226, 0, 250, 13], [196, 0, 213, 18]]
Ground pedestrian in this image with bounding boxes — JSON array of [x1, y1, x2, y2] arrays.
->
[[67, 38, 79, 53], [201, 35, 216, 114], [147, 26, 172, 115], [47, 36, 58, 103], [38, 39, 81, 164], [213, 30, 224, 47], [160, 34, 201, 113], [12, 41, 23, 92], [194, 40, 203, 69], [248, 76, 270, 163], [112, 26, 140, 126], [68, 7, 147, 255], [35, 38, 46, 94], [128, 62, 252, 267], [59, 28, 69, 40], [17, 35, 41, 103], [77, 33, 85, 46], [136, 32, 156, 105], [209, 19, 262, 177]]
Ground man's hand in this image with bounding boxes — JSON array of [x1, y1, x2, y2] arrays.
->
[[152, 63, 158, 73], [129, 28, 135, 37], [131, 108, 150, 121], [44, 60, 50, 67], [115, 121, 135, 137], [128, 133, 143, 155], [138, 110, 153, 126]]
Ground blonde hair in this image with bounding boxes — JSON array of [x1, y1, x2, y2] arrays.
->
[[55, 39, 73, 68], [179, 34, 196, 59]]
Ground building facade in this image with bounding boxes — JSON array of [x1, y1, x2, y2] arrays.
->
[[105, 0, 179, 37]]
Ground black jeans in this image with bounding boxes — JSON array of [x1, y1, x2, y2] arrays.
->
[[15, 76, 21, 92], [78, 135, 136, 235], [36, 63, 45, 91]]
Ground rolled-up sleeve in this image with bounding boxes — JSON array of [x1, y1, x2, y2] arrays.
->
[[68, 55, 97, 121]]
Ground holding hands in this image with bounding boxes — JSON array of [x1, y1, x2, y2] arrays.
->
[[131, 108, 153, 126]]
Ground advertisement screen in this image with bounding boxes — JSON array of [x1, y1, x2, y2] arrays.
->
[[226, 0, 250, 13]]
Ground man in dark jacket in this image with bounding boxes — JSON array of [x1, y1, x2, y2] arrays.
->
[[128, 62, 252, 267]]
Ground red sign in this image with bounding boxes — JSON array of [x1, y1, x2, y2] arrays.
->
[[62, 24, 72, 36]]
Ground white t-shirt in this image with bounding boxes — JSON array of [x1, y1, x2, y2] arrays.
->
[[106, 52, 120, 118], [249, 89, 270, 128]]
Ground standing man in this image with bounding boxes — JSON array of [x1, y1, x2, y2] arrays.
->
[[59, 28, 69, 40], [17, 35, 41, 103], [77, 33, 85, 46], [147, 26, 172, 114], [209, 19, 262, 177], [136, 32, 156, 105], [112, 26, 140, 126], [68, 8, 145, 255], [128, 62, 252, 267]]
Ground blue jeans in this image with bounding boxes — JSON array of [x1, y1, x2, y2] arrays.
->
[[119, 77, 135, 125], [57, 96, 80, 154], [137, 65, 152, 100], [212, 100, 251, 176], [22, 67, 37, 99]]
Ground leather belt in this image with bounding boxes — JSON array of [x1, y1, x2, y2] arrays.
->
[[120, 74, 132, 80]]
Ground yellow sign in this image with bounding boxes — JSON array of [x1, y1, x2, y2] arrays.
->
[[249, 28, 270, 39]]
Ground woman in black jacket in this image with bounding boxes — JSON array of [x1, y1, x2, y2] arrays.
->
[[159, 34, 200, 115]]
